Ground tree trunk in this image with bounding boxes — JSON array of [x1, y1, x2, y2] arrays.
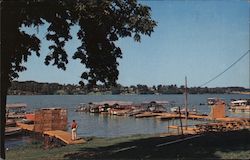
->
[[0, 85, 7, 159], [0, 42, 8, 159]]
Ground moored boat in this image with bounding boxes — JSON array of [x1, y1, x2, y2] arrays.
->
[[6, 119, 16, 127], [229, 99, 250, 112], [170, 106, 179, 112], [89, 106, 100, 113], [5, 127, 22, 136], [170, 106, 197, 115], [6, 118, 23, 136], [75, 103, 90, 112], [207, 98, 225, 105], [6, 103, 27, 119], [142, 101, 169, 113]]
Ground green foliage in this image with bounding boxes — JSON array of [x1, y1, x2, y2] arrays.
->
[[1, 0, 157, 87]]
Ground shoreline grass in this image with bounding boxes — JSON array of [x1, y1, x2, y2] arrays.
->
[[6, 130, 250, 160], [6, 134, 153, 160]]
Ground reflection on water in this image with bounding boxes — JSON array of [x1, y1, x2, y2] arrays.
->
[[6, 94, 249, 147], [6, 135, 32, 149]]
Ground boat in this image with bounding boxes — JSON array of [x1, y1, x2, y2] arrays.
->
[[20, 118, 34, 124], [25, 113, 35, 121], [5, 119, 22, 136], [93, 101, 134, 114], [6, 103, 27, 119], [5, 127, 22, 136], [170, 106, 179, 112], [142, 101, 169, 113], [207, 98, 225, 105], [75, 103, 90, 112], [89, 106, 100, 113], [6, 119, 16, 127], [230, 99, 250, 112], [170, 107, 197, 115]]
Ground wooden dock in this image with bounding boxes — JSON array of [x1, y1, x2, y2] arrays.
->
[[135, 112, 163, 118], [16, 122, 34, 131], [44, 130, 86, 145], [168, 125, 196, 134], [155, 113, 211, 121], [16, 122, 86, 145]]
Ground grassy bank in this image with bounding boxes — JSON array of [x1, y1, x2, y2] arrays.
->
[[7, 130, 250, 159], [6, 134, 152, 160]]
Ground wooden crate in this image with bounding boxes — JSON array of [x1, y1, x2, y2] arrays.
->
[[34, 108, 67, 132], [210, 101, 226, 119]]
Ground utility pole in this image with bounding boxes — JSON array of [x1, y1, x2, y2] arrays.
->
[[184, 76, 188, 130]]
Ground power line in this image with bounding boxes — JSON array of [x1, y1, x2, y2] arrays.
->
[[199, 50, 250, 87]]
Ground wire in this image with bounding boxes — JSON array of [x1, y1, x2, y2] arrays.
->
[[199, 50, 250, 87]]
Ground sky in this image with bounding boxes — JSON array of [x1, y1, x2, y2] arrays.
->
[[18, 0, 250, 88]]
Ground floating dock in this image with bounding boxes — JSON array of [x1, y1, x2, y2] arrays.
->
[[156, 113, 211, 120], [43, 130, 86, 145], [16, 122, 86, 145], [135, 112, 164, 118]]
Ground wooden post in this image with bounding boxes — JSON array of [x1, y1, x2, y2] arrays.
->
[[178, 106, 183, 135], [184, 76, 188, 130], [167, 120, 169, 133]]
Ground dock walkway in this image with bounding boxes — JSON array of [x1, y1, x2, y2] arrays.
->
[[44, 130, 86, 144], [16, 122, 86, 145], [154, 113, 211, 121]]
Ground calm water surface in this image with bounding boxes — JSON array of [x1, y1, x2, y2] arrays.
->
[[6, 94, 250, 148]]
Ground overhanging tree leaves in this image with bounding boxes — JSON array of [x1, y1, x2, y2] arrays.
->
[[1, 0, 156, 158]]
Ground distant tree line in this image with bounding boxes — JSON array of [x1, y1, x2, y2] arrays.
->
[[8, 81, 249, 95]]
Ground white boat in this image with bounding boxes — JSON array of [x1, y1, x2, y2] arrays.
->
[[170, 107, 179, 112], [170, 107, 197, 115], [207, 98, 225, 105], [230, 99, 250, 112], [6, 103, 27, 119]]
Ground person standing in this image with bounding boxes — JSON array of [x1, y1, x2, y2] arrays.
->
[[71, 120, 78, 141]]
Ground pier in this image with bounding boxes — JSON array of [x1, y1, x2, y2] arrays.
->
[[135, 112, 211, 120], [16, 122, 86, 145], [15, 108, 86, 146], [43, 130, 86, 145]]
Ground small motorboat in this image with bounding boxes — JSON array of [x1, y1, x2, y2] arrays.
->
[[170, 107, 179, 112]]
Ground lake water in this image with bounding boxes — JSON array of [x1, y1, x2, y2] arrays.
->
[[6, 94, 250, 148]]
